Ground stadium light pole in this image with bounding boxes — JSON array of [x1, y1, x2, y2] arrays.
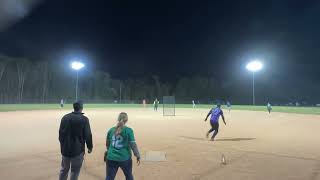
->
[[71, 61, 85, 101], [246, 60, 263, 105], [119, 82, 122, 104]]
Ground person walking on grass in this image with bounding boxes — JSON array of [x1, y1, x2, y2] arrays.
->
[[59, 100, 93, 180], [204, 104, 226, 141], [105, 112, 141, 180]]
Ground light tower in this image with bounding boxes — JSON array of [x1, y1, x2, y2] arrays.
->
[[71, 61, 85, 101], [246, 60, 263, 105]]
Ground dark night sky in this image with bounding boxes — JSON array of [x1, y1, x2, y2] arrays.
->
[[1, 0, 320, 82]]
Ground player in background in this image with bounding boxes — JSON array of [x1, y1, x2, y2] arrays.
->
[[60, 98, 64, 108], [105, 112, 141, 180], [226, 101, 231, 112], [204, 104, 226, 141], [192, 100, 196, 108], [267, 102, 272, 114], [153, 98, 159, 111], [142, 99, 146, 108]]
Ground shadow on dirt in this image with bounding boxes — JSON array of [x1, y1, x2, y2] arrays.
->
[[215, 138, 256, 141], [179, 136, 256, 142]]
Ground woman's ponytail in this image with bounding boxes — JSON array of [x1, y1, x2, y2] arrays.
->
[[115, 112, 128, 135]]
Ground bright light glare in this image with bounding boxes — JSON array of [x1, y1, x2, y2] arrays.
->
[[71, 61, 85, 70], [246, 60, 263, 72]]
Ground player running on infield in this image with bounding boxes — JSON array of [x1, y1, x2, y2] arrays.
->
[[204, 104, 226, 141], [105, 112, 141, 180]]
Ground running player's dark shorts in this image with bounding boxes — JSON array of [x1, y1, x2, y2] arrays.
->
[[210, 121, 219, 131]]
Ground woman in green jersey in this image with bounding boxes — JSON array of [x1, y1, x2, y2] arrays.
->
[[105, 112, 141, 180]]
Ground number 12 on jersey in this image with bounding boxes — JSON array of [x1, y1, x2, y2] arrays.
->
[[112, 135, 124, 149]]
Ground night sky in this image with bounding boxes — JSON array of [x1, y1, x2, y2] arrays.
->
[[1, 0, 320, 82]]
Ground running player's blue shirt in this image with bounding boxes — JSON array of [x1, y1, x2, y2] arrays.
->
[[209, 107, 223, 123]]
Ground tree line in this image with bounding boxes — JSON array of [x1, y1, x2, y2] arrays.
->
[[0, 55, 226, 104], [1, 54, 317, 105]]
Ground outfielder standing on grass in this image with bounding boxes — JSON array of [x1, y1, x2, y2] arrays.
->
[[59, 100, 93, 180], [267, 102, 272, 114], [226, 101, 231, 112], [105, 112, 141, 180], [142, 99, 146, 108], [204, 104, 226, 141], [60, 98, 64, 108], [153, 98, 159, 111]]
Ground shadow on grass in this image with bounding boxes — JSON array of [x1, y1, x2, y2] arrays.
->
[[179, 136, 256, 142]]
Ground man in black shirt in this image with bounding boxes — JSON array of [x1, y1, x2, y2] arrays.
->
[[59, 101, 93, 180]]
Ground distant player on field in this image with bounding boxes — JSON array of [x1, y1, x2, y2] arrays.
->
[[267, 102, 272, 114], [226, 101, 231, 112], [60, 98, 64, 108], [153, 98, 159, 111], [142, 99, 146, 108], [192, 100, 196, 108], [204, 104, 226, 141]]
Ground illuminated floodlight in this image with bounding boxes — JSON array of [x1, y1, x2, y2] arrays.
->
[[246, 60, 263, 72], [71, 61, 85, 70], [246, 60, 263, 105], [70, 60, 85, 101]]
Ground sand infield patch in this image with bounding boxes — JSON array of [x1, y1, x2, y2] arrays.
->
[[1, 108, 320, 180]]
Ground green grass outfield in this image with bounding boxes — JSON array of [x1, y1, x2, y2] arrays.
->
[[0, 104, 319, 115]]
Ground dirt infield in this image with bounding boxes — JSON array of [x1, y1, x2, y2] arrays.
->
[[0, 108, 319, 180]]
